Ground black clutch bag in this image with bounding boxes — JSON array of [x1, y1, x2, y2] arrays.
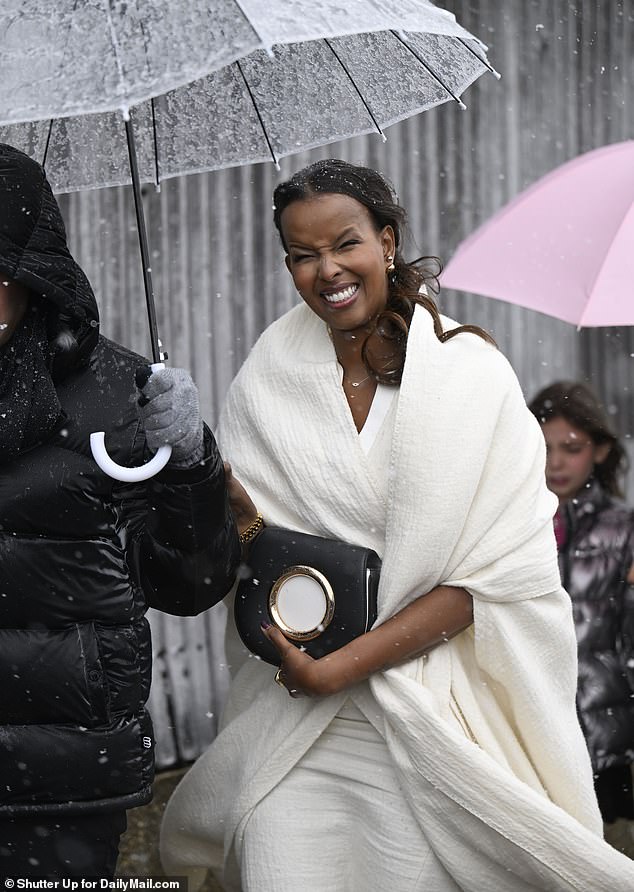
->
[[234, 526, 381, 667]]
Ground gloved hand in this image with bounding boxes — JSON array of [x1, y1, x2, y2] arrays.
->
[[136, 366, 205, 468]]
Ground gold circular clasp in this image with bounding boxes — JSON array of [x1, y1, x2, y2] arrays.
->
[[268, 565, 335, 641]]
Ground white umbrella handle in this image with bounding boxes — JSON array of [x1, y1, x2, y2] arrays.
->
[[90, 362, 172, 482]]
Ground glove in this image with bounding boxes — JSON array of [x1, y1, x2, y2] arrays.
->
[[136, 366, 205, 468]]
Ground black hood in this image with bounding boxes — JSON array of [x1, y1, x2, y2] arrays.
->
[[0, 143, 99, 378]]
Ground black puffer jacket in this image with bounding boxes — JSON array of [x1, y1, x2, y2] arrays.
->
[[0, 145, 240, 817], [559, 479, 634, 772]]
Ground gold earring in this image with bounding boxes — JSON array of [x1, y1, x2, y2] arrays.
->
[[386, 255, 395, 273]]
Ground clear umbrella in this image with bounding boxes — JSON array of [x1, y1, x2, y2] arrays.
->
[[1, 0, 499, 479], [2, 0, 497, 193]]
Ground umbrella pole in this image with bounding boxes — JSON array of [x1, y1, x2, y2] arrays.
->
[[124, 114, 162, 364], [89, 114, 172, 482]]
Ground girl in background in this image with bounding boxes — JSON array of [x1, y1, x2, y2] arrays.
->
[[529, 381, 634, 836]]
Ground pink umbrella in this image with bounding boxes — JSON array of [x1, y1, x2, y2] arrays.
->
[[441, 140, 634, 327]]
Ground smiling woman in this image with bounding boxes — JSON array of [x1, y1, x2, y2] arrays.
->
[[281, 191, 397, 431], [272, 159, 494, 433], [281, 193, 394, 331], [161, 160, 634, 892]]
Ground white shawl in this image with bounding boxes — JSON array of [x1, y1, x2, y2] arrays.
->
[[161, 304, 634, 890]]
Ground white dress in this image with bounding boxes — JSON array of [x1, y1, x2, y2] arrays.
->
[[239, 382, 461, 891], [161, 304, 634, 892]]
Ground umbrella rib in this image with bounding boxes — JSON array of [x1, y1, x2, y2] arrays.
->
[[578, 199, 633, 328], [150, 98, 161, 188], [457, 38, 501, 79], [323, 39, 385, 141], [136, 15, 161, 189], [391, 30, 466, 110], [103, 0, 129, 105], [231, 0, 272, 51], [235, 61, 279, 168], [42, 119, 54, 169]]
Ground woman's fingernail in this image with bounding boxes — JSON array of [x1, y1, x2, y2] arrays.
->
[[260, 621, 271, 630]]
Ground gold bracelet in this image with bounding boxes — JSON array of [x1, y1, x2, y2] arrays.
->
[[239, 512, 264, 545]]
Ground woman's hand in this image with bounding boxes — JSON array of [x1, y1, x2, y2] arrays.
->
[[262, 584, 474, 698], [223, 461, 258, 535], [263, 624, 340, 698]]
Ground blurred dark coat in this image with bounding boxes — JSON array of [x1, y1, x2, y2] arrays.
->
[[559, 478, 634, 772], [0, 144, 240, 818]]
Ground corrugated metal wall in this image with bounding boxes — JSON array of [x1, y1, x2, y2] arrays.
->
[[56, 0, 634, 767]]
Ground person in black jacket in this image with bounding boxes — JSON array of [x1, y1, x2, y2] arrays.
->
[[529, 381, 634, 834], [0, 143, 240, 878]]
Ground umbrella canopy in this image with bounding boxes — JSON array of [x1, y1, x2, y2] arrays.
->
[[1, 0, 498, 479], [441, 140, 634, 328], [1, 0, 497, 192]]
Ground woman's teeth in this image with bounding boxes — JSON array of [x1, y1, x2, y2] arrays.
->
[[323, 284, 358, 304]]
